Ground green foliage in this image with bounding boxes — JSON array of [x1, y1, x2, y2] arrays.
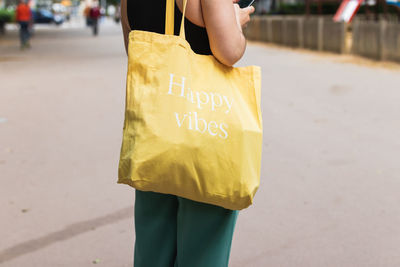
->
[[277, 3, 306, 14], [106, 0, 120, 7], [276, 2, 400, 15], [0, 8, 15, 23], [358, 4, 400, 14], [277, 2, 340, 15]]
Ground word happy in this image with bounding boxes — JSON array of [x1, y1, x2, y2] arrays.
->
[[167, 73, 233, 139]]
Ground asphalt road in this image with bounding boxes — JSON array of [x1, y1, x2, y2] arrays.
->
[[1, 19, 400, 267]]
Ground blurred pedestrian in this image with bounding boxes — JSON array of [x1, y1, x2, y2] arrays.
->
[[16, 0, 32, 49], [83, 5, 92, 26], [89, 2, 101, 36]]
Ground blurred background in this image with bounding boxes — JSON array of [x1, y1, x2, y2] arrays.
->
[[1, 0, 400, 266], [0, 0, 121, 30]]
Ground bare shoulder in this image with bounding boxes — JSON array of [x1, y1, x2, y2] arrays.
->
[[175, 0, 205, 27]]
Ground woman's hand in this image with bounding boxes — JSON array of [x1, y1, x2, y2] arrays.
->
[[233, 3, 255, 32]]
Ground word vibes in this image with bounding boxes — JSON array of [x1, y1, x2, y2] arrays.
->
[[167, 73, 233, 139]]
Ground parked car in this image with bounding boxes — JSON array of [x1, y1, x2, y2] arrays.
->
[[33, 9, 64, 25]]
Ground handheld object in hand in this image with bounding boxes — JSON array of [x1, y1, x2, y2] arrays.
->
[[238, 0, 255, 8]]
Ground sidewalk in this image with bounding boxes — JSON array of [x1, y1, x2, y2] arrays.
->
[[1, 20, 400, 267]]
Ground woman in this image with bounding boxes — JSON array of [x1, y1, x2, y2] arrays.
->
[[120, 0, 254, 266]]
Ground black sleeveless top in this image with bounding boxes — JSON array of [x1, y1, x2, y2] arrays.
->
[[126, 0, 212, 55]]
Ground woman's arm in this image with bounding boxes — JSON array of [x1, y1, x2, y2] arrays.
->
[[177, 0, 254, 66]]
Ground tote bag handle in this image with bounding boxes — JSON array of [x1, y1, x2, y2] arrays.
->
[[165, 0, 188, 39]]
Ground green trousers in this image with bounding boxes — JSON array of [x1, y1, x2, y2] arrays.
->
[[134, 190, 239, 267]]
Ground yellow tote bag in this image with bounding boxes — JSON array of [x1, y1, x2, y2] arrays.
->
[[118, 0, 262, 210]]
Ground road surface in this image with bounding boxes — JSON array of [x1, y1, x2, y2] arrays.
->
[[1, 19, 400, 267]]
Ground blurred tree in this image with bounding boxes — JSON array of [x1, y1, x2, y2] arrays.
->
[[106, 0, 119, 7]]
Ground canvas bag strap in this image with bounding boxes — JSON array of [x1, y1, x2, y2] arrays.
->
[[165, 0, 175, 35], [165, 0, 188, 38]]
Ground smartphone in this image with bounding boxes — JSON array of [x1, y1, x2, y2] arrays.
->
[[238, 0, 255, 8]]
